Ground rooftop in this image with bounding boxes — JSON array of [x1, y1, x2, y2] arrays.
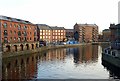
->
[[36, 24, 52, 30], [0, 15, 32, 24], [75, 23, 98, 27], [51, 26, 65, 30]]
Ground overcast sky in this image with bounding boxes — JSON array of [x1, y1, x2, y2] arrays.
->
[[0, 0, 119, 32]]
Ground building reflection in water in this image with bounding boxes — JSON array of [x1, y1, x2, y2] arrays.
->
[[2, 48, 66, 80], [3, 44, 117, 80], [67, 45, 98, 64]]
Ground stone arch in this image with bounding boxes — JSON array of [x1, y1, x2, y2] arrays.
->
[[26, 44, 29, 50], [6, 45, 11, 52], [32, 56, 34, 61], [31, 44, 34, 49], [15, 59, 18, 67], [21, 59, 24, 66], [14, 45, 17, 51], [36, 43, 38, 48], [7, 63, 11, 69], [20, 44, 24, 51]]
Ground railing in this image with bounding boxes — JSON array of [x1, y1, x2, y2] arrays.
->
[[111, 42, 120, 50]]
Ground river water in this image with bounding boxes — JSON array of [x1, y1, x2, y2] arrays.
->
[[2, 44, 120, 80]]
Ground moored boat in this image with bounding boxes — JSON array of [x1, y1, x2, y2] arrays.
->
[[102, 47, 120, 68]]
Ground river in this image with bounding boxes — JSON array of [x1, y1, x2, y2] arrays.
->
[[2, 44, 120, 80]]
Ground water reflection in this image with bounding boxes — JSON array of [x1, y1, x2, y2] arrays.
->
[[67, 45, 98, 64], [2, 44, 118, 79]]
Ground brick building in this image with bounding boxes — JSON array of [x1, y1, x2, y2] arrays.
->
[[51, 26, 66, 43], [37, 24, 66, 43], [102, 29, 111, 42], [36, 24, 52, 43], [0, 15, 38, 52], [66, 29, 74, 40], [0, 15, 37, 43], [109, 24, 120, 42], [109, 24, 120, 49], [98, 34, 103, 42], [74, 23, 98, 43]]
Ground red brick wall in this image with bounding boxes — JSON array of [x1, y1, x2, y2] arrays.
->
[[1, 20, 36, 43]]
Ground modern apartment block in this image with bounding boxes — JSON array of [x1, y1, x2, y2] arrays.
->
[[36, 24, 52, 43], [74, 23, 98, 43], [0, 15, 38, 52]]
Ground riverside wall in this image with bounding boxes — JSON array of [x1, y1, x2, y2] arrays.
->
[[2, 42, 110, 58]]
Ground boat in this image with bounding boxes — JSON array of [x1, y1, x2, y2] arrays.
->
[[102, 59, 120, 79], [102, 47, 120, 68]]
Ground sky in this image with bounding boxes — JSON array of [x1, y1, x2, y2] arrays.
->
[[0, 0, 119, 32]]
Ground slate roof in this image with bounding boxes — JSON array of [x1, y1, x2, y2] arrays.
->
[[51, 26, 65, 30], [36, 24, 52, 30], [76, 23, 98, 27], [0, 15, 32, 24]]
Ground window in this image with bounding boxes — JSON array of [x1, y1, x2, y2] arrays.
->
[[34, 32, 37, 36], [40, 36, 42, 39], [24, 26, 27, 30], [18, 37, 21, 42], [14, 31, 16, 34], [3, 23, 7, 28], [14, 37, 16, 40], [14, 24, 16, 28], [30, 32, 32, 35], [30, 37, 31, 40], [10, 24, 12, 27], [4, 30, 8, 36], [18, 25, 21, 30], [40, 33, 42, 35], [53, 36, 54, 39], [24, 31, 27, 36], [56, 36, 57, 39], [10, 30, 12, 34], [4, 37, 8, 43], [18, 31, 21, 36]]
